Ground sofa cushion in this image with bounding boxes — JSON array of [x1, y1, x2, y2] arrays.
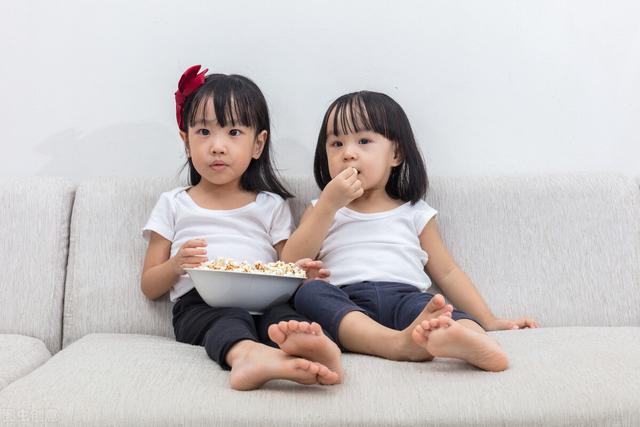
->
[[423, 174, 640, 327], [1, 329, 638, 426], [0, 177, 74, 353], [62, 178, 179, 348], [0, 334, 50, 390]]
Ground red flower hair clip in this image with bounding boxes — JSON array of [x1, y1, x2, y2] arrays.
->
[[175, 65, 209, 130]]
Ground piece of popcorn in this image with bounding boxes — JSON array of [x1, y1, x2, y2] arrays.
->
[[197, 257, 306, 278]]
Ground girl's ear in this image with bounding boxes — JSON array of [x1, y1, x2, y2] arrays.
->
[[391, 144, 403, 167], [252, 130, 268, 159], [179, 131, 191, 157]]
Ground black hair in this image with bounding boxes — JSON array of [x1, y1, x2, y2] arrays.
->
[[313, 91, 428, 204], [179, 73, 292, 199]]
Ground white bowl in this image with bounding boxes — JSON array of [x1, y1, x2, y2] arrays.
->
[[185, 268, 303, 314]]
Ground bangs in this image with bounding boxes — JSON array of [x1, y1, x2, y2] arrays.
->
[[327, 93, 392, 140], [187, 75, 262, 130]]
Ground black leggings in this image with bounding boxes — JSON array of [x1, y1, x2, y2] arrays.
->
[[172, 288, 308, 370]]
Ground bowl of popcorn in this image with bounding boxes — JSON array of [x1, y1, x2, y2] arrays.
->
[[184, 257, 306, 314]]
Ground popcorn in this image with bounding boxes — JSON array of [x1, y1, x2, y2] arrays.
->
[[196, 257, 307, 278]]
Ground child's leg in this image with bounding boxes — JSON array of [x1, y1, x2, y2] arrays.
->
[[413, 316, 509, 372], [392, 289, 508, 371], [173, 290, 257, 368], [294, 281, 449, 361], [257, 303, 342, 384], [172, 289, 337, 390]]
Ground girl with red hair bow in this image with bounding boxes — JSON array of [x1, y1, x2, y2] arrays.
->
[[141, 65, 342, 390]]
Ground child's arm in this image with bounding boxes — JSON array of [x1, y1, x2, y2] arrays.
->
[[420, 218, 539, 330], [280, 205, 334, 262], [281, 167, 362, 263], [140, 232, 207, 300]]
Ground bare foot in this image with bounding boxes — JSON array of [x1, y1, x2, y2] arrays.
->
[[393, 294, 454, 361], [415, 316, 509, 372], [227, 341, 337, 391], [268, 320, 343, 384]]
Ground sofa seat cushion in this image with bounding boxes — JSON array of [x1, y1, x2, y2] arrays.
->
[[1, 329, 638, 426], [0, 334, 51, 390]]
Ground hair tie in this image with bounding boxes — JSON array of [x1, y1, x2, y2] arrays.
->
[[175, 65, 209, 130]]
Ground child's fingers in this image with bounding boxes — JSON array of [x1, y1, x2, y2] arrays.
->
[[183, 239, 207, 248], [294, 258, 313, 267], [182, 256, 207, 265], [183, 247, 207, 256], [338, 166, 358, 179], [514, 317, 538, 329], [317, 268, 330, 278], [345, 169, 360, 184], [181, 261, 205, 269], [304, 261, 323, 269]]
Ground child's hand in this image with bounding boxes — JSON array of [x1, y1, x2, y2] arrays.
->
[[171, 239, 208, 275], [295, 258, 330, 282], [484, 317, 540, 331], [319, 167, 363, 211]]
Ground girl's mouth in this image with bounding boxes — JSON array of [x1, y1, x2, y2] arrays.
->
[[210, 161, 227, 170]]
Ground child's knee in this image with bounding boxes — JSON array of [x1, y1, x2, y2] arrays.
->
[[294, 279, 329, 309]]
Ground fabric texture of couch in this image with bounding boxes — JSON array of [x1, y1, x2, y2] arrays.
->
[[1, 174, 639, 426]]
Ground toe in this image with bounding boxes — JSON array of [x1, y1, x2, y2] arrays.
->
[[307, 362, 320, 375], [439, 315, 454, 327], [277, 321, 289, 333], [288, 320, 300, 331], [309, 322, 323, 335], [427, 294, 445, 312], [298, 322, 310, 333], [294, 358, 311, 370], [318, 369, 340, 385], [412, 326, 427, 344], [268, 324, 286, 344]]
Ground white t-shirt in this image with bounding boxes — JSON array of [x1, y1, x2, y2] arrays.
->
[[312, 199, 437, 290], [143, 187, 293, 301]]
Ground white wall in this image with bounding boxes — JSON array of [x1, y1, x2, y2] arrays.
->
[[1, 0, 638, 182]]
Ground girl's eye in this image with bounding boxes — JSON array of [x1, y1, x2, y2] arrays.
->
[[197, 129, 210, 136], [330, 141, 343, 148], [359, 138, 370, 145], [229, 129, 241, 136]]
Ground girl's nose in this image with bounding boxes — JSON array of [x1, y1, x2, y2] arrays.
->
[[343, 145, 357, 160], [210, 139, 226, 154]]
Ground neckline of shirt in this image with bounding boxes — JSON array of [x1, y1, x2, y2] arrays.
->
[[181, 188, 265, 215], [338, 201, 414, 220]]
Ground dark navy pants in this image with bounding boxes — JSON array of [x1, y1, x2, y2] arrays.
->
[[172, 288, 309, 370], [293, 280, 479, 349]]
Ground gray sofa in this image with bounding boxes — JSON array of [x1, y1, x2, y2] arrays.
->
[[1, 174, 639, 426]]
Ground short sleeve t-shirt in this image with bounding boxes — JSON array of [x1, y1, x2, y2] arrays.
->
[[143, 188, 293, 301], [312, 199, 437, 290]]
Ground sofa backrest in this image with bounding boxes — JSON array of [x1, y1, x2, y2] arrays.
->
[[62, 177, 179, 348], [0, 178, 74, 353], [62, 174, 640, 347], [424, 174, 640, 327]]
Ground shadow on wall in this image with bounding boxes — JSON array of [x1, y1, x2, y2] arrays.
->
[[36, 122, 186, 183]]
